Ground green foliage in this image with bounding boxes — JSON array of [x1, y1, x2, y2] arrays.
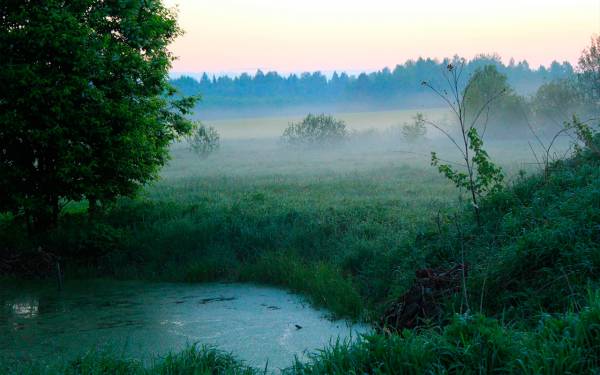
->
[[465, 65, 510, 112], [187, 122, 221, 158], [425, 63, 506, 223], [0, 0, 197, 231], [463, 65, 529, 137], [567, 116, 600, 158], [282, 114, 348, 146], [431, 124, 504, 213], [2, 137, 600, 373], [238, 252, 363, 318], [290, 295, 600, 374], [168, 56, 574, 114], [401, 113, 427, 143], [578, 35, 600, 102], [153, 345, 256, 375], [532, 79, 584, 124]]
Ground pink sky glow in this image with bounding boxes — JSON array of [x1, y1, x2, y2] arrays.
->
[[163, 0, 600, 74]]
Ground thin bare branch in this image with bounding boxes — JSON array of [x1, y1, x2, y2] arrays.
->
[[423, 119, 466, 158], [468, 89, 506, 130]]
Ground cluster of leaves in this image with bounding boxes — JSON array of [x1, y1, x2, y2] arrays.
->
[[431, 128, 504, 198], [187, 121, 220, 158], [401, 112, 427, 143], [282, 114, 348, 147]]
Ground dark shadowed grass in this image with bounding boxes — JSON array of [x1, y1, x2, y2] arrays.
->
[[289, 291, 600, 374], [0, 345, 258, 375]]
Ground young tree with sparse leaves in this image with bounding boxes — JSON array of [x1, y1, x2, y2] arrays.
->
[[401, 113, 427, 143], [422, 62, 505, 225]]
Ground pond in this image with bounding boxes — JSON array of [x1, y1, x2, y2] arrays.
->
[[0, 280, 367, 371]]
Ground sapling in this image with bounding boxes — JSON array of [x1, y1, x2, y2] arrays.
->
[[422, 62, 505, 225]]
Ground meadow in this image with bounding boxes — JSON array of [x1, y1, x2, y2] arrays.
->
[[3, 109, 597, 374], [51, 108, 563, 317]]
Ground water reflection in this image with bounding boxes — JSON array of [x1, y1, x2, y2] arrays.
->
[[8, 298, 39, 318], [0, 280, 368, 370]]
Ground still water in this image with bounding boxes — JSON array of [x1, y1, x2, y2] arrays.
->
[[0, 280, 367, 370]]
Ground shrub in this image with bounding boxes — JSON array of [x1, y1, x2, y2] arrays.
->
[[401, 113, 427, 143], [187, 121, 220, 157], [282, 114, 348, 146]]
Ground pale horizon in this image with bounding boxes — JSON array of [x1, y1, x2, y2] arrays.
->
[[164, 0, 600, 75]]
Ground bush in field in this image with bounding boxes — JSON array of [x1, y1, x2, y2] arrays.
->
[[282, 114, 348, 146], [401, 113, 427, 143], [187, 122, 220, 158]]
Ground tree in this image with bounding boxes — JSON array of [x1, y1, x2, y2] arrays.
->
[[187, 122, 220, 158], [578, 35, 600, 103], [282, 114, 348, 147], [0, 1, 196, 232], [401, 113, 427, 143], [464, 65, 527, 136], [423, 62, 505, 225], [532, 79, 583, 125]]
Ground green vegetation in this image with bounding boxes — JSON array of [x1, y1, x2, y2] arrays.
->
[[0, 1, 197, 232], [0, 345, 257, 375], [4, 124, 598, 373], [400, 113, 427, 143], [169, 55, 574, 115], [2, 2, 600, 371], [424, 62, 505, 225], [187, 122, 221, 158], [282, 114, 348, 147]]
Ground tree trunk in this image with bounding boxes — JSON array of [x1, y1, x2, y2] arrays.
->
[[29, 195, 59, 234]]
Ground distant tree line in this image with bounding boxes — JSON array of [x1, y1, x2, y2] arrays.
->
[[171, 55, 575, 110]]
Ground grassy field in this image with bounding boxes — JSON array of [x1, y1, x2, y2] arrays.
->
[[24, 110, 569, 315], [48, 114, 566, 316], [3, 109, 597, 373]]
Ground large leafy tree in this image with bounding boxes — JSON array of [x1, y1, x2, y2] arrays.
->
[[464, 65, 527, 136], [0, 0, 196, 232]]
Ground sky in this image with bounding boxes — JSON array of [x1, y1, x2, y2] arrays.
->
[[163, 0, 600, 75]]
